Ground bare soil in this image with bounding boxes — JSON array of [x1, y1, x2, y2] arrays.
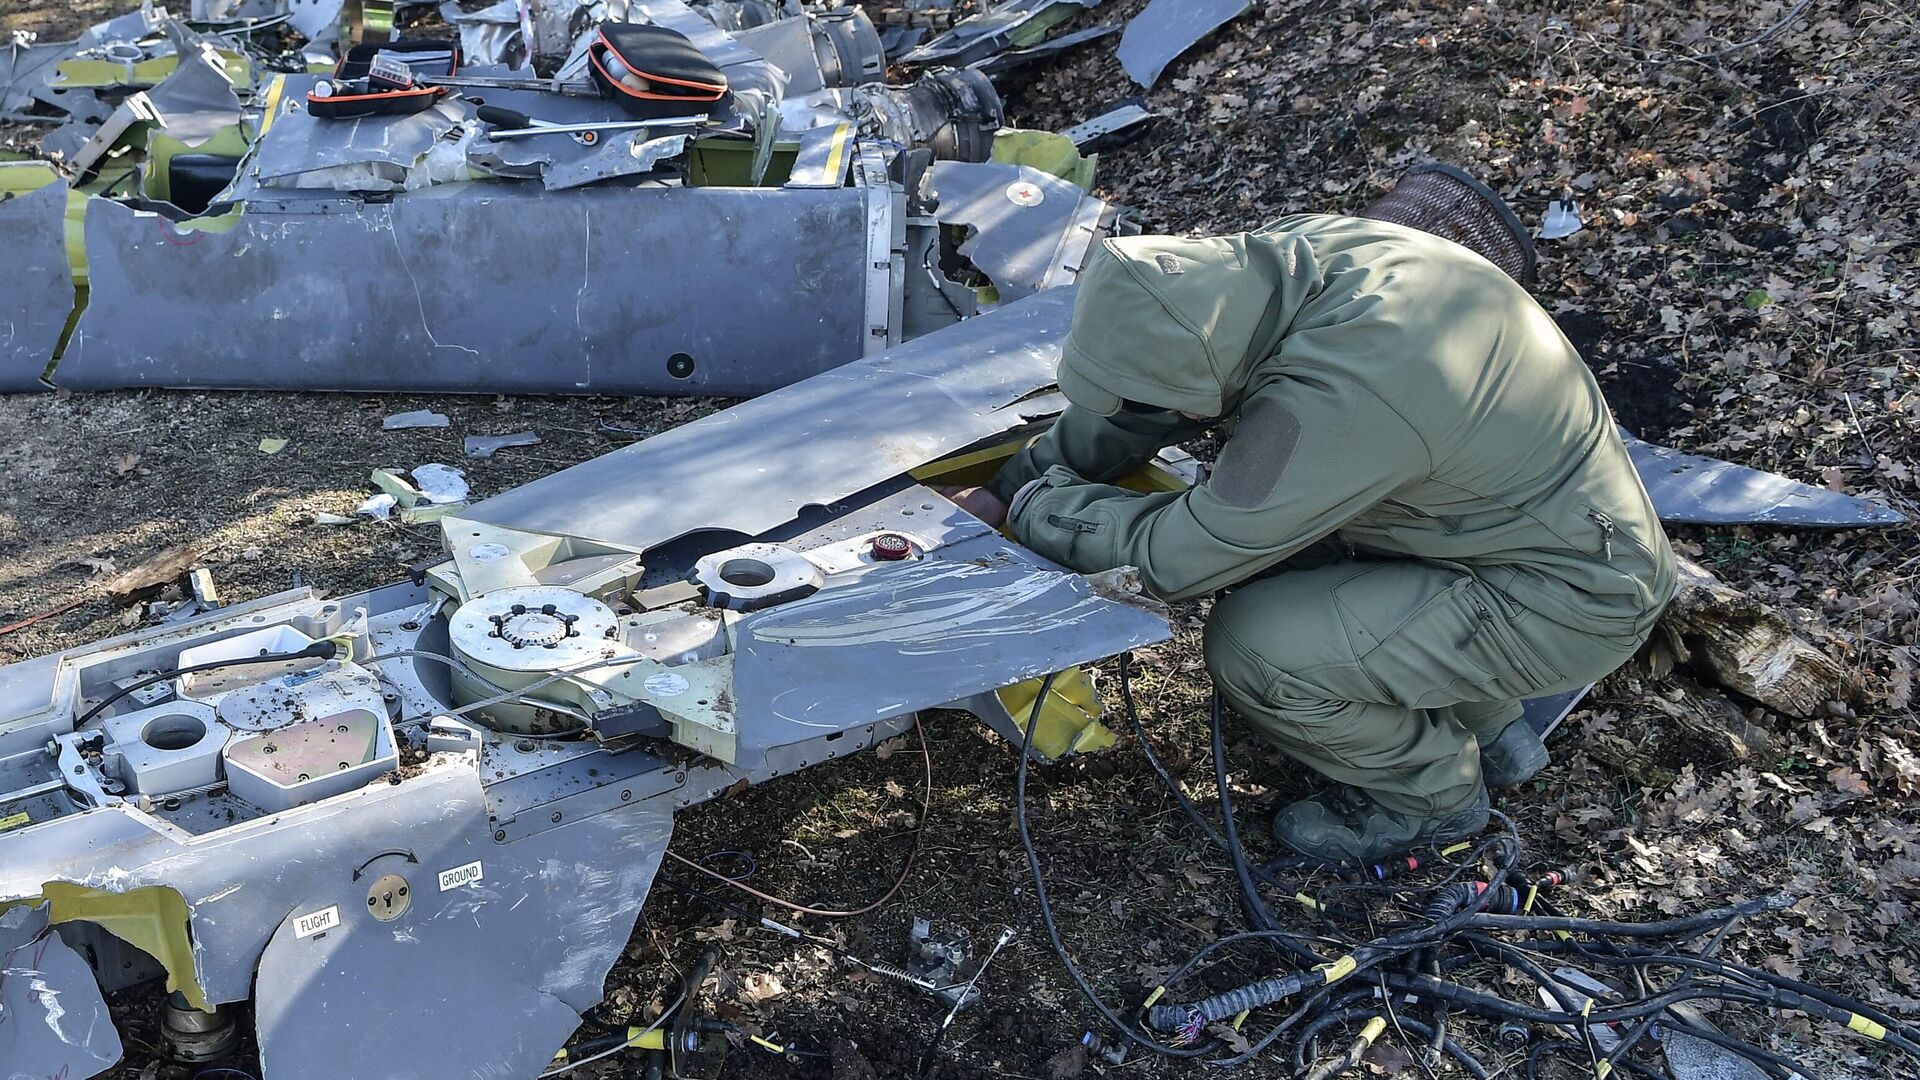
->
[[4, 0, 1917, 1078]]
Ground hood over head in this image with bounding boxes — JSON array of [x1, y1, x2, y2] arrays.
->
[[1056, 232, 1315, 418]]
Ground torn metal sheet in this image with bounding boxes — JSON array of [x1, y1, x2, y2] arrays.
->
[[466, 286, 1079, 549], [735, 553, 1166, 729], [1663, 1028, 1771, 1080], [541, 131, 688, 189], [928, 159, 1113, 302], [1521, 685, 1590, 739], [0, 173, 71, 392], [45, 93, 161, 177], [1624, 433, 1907, 527], [465, 431, 542, 458], [971, 22, 1118, 77], [288, 0, 349, 42], [785, 120, 853, 188], [236, 76, 466, 191], [0, 903, 122, 1079], [733, 16, 829, 95], [0, 35, 80, 118], [60, 182, 881, 394], [1116, 0, 1252, 89], [439, 0, 527, 68], [901, 0, 1100, 68], [1059, 100, 1156, 151], [140, 44, 244, 147]]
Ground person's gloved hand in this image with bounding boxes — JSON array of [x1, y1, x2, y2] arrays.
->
[[932, 485, 1009, 527]]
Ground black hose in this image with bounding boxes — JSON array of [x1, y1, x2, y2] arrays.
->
[[1211, 688, 1325, 966], [76, 640, 338, 728], [1013, 672, 1215, 1060], [1460, 895, 1789, 937], [1118, 656, 1326, 964]]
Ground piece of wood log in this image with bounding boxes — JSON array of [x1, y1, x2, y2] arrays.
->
[[101, 542, 204, 604], [1658, 556, 1850, 719]]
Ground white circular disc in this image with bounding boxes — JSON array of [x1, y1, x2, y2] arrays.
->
[[643, 673, 690, 697], [1005, 181, 1045, 207]]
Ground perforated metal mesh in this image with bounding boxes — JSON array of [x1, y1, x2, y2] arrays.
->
[[1359, 164, 1537, 284]]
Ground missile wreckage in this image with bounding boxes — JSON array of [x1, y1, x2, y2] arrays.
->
[[0, 288, 1189, 1079], [2, 5, 1911, 1078], [0, 0, 1125, 394]]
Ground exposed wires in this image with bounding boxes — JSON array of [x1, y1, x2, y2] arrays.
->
[[664, 715, 932, 919], [1024, 652, 1920, 1076]]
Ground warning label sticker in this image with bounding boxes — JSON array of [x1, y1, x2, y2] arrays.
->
[[294, 905, 340, 939], [438, 860, 484, 891]]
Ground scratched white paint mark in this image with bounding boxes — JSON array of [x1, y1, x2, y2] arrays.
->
[[389, 224, 478, 356], [196, 883, 244, 904], [747, 561, 1106, 656], [26, 975, 69, 1041]]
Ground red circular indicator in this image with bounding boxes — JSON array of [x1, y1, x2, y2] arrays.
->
[[871, 533, 913, 561]]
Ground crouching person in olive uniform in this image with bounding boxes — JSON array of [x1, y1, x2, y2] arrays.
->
[[942, 216, 1676, 864]]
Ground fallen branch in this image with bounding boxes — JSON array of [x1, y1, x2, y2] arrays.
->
[[1656, 556, 1851, 719], [0, 595, 88, 638], [0, 542, 206, 640]]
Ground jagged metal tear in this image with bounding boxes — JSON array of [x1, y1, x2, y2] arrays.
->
[[0, 903, 123, 1079], [1116, 0, 1253, 89], [0, 176, 72, 391], [254, 767, 672, 1080], [929, 160, 1108, 302], [1624, 433, 1906, 527]]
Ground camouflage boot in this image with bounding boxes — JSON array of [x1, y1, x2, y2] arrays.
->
[[1272, 784, 1489, 865], [1479, 719, 1550, 787]]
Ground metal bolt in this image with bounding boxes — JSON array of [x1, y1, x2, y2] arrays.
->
[[620, 789, 632, 802], [550, 811, 563, 823], [493, 830, 507, 841]]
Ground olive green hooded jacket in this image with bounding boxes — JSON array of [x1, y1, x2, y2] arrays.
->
[[992, 214, 1676, 637]]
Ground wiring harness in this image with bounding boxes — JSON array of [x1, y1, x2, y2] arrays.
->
[[1012, 655, 1920, 1079]]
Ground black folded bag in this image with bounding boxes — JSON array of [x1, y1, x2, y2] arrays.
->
[[587, 23, 728, 118], [308, 40, 459, 120]]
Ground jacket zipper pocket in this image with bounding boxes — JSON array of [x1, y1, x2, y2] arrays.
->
[[1588, 510, 1615, 561], [1457, 599, 1495, 649]]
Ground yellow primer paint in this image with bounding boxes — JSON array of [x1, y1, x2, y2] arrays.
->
[[23, 881, 210, 1011]]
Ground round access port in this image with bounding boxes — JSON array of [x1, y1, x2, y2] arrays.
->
[[142, 714, 209, 752], [716, 558, 777, 587]]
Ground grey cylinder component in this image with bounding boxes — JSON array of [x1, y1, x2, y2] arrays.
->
[[854, 68, 1004, 162], [1358, 163, 1538, 284], [810, 9, 886, 86]]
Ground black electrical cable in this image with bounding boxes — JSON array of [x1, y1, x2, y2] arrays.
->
[[1458, 896, 1787, 937], [1209, 687, 1326, 966], [75, 641, 338, 728], [1376, 971, 1771, 1024], [1037, 656, 1918, 1071], [1291, 1007, 1492, 1080], [1013, 671, 1218, 1060], [1113, 645, 1336, 941]]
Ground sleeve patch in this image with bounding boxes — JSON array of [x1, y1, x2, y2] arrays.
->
[[1210, 399, 1301, 508]]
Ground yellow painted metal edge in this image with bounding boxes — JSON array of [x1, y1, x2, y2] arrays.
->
[[2, 882, 209, 1010]]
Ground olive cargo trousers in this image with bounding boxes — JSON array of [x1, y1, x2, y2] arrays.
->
[[1202, 558, 1645, 817]]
